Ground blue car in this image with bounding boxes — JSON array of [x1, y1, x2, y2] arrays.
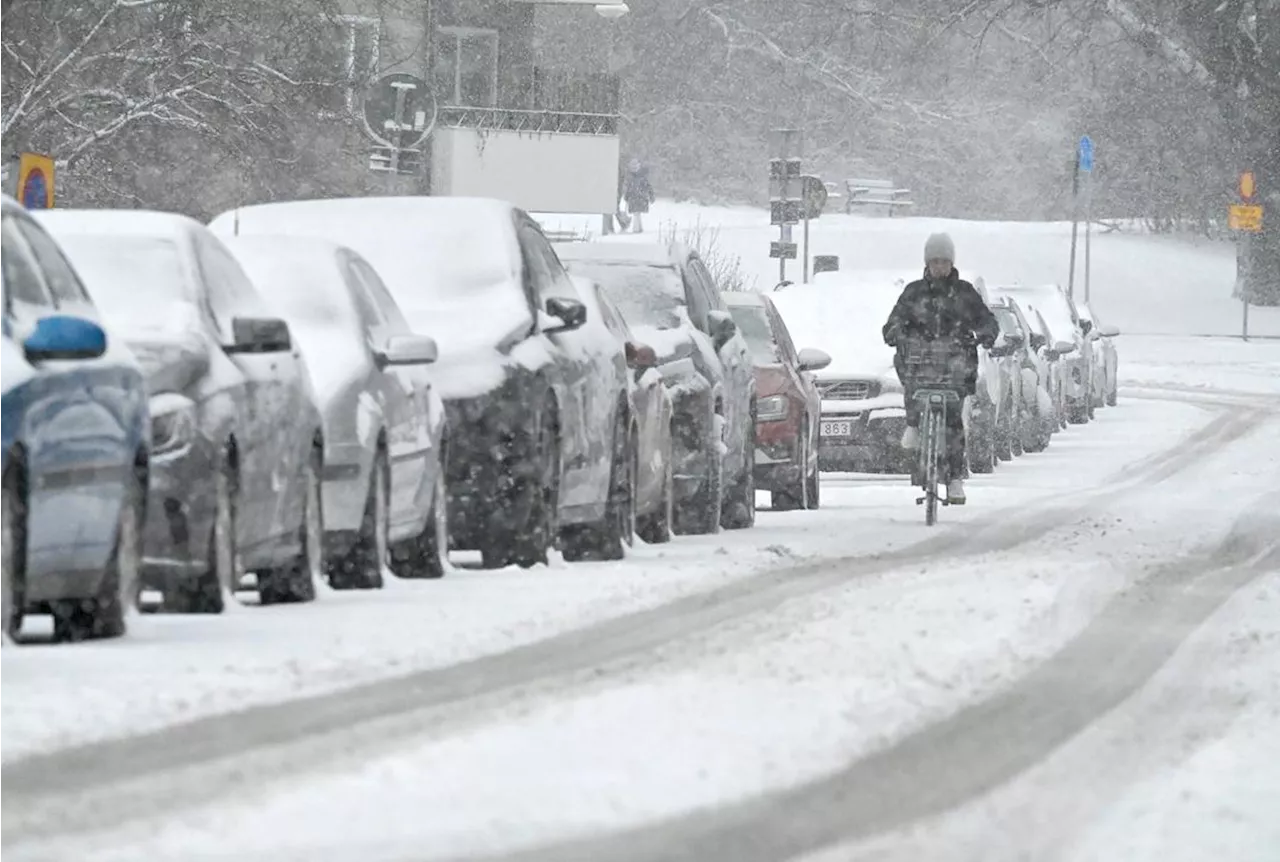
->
[[1, 196, 150, 642]]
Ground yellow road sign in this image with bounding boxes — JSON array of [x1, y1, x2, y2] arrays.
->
[[1239, 171, 1256, 201], [16, 152, 55, 209], [1228, 203, 1262, 233]]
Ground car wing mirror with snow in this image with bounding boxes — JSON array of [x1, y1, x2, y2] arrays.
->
[[376, 334, 438, 369], [543, 296, 587, 334], [225, 316, 292, 354], [625, 341, 658, 370], [797, 347, 832, 371], [1052, 339, 1077, 356], [707, 309, 738, 351], [1099, 323, 1120, 338]]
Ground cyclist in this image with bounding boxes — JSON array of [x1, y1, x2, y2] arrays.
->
[[881, 233, 1000, 504]]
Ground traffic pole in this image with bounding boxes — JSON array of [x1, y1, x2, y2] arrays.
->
[[802, 212, 811, 284], [1084, 176, 1092, 304], [1067, 151, 1080, 301]]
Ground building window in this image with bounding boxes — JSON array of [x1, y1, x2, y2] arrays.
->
[[339, 15, 381, 112], [434, 27, 498, 107]]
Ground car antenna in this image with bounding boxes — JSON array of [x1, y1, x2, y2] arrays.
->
[[233, 205, 240, 237]]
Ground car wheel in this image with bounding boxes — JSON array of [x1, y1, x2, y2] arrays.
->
[[995, 407, 1014, 462], [1067, 398, 1090, 425], [562, 423, 634, 562], [330, 452, 388, 590], [3, 469, 27, 643], [482, 404, 558, 569], [1107, 385, 1118, 407], [258, 447, 322, 605], [804, 426, 821, 509], [674, 433, 722, 536], [636, 439, 673, 544], [722, 421, 756, 530], [969, 413, 995, 474], [167, 460, 239, 614], [772, 424, 808, 511], [52, 471, 143, 642], [392, 452, 450, 579]]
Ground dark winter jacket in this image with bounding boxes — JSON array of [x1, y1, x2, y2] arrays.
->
[[882, 267, 1000, 393], [623, 166, 654, 213]]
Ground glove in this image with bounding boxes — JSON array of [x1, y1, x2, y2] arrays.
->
[[978, 332, 997, 350], [883, 326, 900, 348]]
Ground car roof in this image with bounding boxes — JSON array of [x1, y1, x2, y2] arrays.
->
[[554, 240, 692, 268], [33, 208, 204, 241], [723, 291, 768, 308], [213, 195, 517, 230]]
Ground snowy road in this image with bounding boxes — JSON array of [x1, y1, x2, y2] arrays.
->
[[4, 384, 1278, 862], [5, 208, 1280, 862]]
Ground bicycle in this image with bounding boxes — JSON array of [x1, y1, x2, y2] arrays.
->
[[900, 338, 970, 526]]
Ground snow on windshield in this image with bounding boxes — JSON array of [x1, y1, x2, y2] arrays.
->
[[562, 261, 684, 330], [727, 304, 780, 365], [51, 234, 195, 332], [226, 243, 355, 332]]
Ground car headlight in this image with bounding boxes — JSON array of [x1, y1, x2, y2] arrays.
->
[[150, 392, 197, 457], [757, 394, 789, 421]]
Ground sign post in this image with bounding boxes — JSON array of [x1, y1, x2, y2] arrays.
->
[[1231, 170, 1264, 340], [768, 129, 803, 284], [1067, 135, 1092, 302], [799, 174, 828, 283], [1080, 135, 1094, 303], [16, 152, 55, 210]]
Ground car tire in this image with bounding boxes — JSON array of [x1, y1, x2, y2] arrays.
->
[[1107, 385, 1118, 408], [52, 470, 144, 642], [167, 459, 239, 614], [674, 432, 722, 536], [772, 424, 808, 511], [722, 421, 756, 530], [562, 424, 634, 562], [969, 413, 995, 474], [392, 454, 450, 579], [804, 428, 821, 509], [636, 441, 673, 544], [3, 468, 27, 642], [995, 407, 1014, 462], [329, 451, 388, 590], [1067, 399, 1090, 425], [482, 403, 558, 569], [258, 447, 322, 605]]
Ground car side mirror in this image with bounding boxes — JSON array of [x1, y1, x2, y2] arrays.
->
[[22, 314, 108, 362], [796, 347, 831, 371], [544, 296, 587, 333], [625, 341, 658, 370], [1080, 319, 1093, 335], [375, 333, 438, 369], [225, 316, 292, 354], [1053, 339, 1077, 356], [1028, 332, 1047, 351], [707, 309, 738, 350], [1098, 323, 1120, 338]]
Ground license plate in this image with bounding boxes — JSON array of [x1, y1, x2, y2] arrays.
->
[[821, 419, 853, 437]]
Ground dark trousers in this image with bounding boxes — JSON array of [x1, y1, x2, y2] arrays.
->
[[896, 354, 968, 480]]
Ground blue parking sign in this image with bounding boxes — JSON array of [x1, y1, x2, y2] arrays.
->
[[1079, 135, 1094, 172]]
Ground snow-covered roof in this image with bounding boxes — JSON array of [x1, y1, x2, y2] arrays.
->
[[34, 208, 203, 242], [722, 291, 767, 308], [554, 241, 675, 268]]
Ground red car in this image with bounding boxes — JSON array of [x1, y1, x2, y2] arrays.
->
[[724, 293, 831, 510]]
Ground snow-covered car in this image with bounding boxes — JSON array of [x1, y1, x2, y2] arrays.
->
[[555, 241, 757, 534], [223, 236, 449, 587], [2, 196, 150, 642], [573, 276, 676, 548], [989, 297, 1055, 452], [1077, 301, 1120, 407], [724, 291, 830, 510], [210, 197, 619, 570], [988, 283, 1093, 424], [769, 271, 915, 474], [37, 209, 326, 612], [1020, 302, 1077, 431]]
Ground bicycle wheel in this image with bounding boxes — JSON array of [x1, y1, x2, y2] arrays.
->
[[924, 406, 940, 526]]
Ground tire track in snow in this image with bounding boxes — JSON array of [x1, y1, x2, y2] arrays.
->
[[459, 498, 1280, 862], [0, 400, 1267, 847]]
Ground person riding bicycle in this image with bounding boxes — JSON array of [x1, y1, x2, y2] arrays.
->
[[881, 233, 1000, 505]]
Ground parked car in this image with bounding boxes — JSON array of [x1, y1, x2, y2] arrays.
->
[[210, 197, 621, 570], [37, 209, 326, 611], [724, 292, 830, 510], [222, 235, 449, 586], [571, 275, 676, 548], [555, 241, 757, 534], [2, 196, 150, 642], [988, 283, 1094, 424], [1076, 302, 1120, 407], [1021, 303, 1078, 431], [988, 297, 1055, 452], [769, 272, 914, 474]]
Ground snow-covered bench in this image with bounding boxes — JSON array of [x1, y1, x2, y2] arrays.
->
[[843, 178, 913, 216]]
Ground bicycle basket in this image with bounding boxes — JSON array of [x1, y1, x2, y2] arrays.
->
[[901, 338, 969, 388]]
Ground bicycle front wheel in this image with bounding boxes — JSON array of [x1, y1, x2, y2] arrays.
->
[[924, 406, 941, 526]]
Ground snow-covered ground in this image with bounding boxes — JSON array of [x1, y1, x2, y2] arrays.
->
[[5, 202, 1279, 862]]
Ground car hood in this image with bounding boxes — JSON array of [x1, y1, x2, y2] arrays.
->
[[124, 330, 209, 396]]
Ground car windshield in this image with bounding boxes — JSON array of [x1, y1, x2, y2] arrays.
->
[[564, 261, 685, 329], [51, 233, 193, 327], [231, 248, 355, 332], [728, 304, 781, 364]]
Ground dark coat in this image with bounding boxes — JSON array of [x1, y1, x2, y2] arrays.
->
[[882, 266, 1000, 394], [623, 166, 654, 214]]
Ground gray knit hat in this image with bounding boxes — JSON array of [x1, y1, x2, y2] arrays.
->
[[924, 232, 956, 263]]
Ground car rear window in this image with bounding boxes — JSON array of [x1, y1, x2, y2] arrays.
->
[[564, 261, 685, 329], [728, 304, 781, 365], [52, 233, 193, 325]]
